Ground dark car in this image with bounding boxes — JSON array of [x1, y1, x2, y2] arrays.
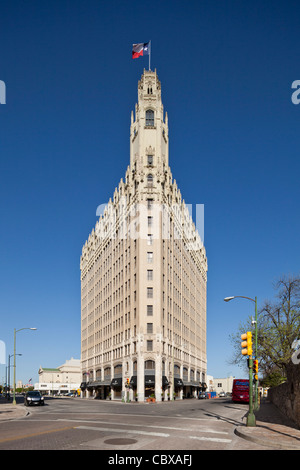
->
[[24, 391, 44, 406]]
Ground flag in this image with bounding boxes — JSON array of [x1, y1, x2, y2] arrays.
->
[[132, 42, 150, 59]]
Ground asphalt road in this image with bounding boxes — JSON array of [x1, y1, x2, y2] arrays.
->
[[0, 395, 271, 452]]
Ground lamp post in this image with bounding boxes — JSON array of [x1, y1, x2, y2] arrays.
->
[[7, 353, 21, 399], [13, 328, 37, 405], [224, 296, 259, 411]]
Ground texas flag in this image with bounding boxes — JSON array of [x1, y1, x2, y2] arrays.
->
[[132, 42, 150, 59]]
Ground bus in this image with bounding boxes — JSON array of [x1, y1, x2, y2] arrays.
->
[[232, 379, 249, 403]]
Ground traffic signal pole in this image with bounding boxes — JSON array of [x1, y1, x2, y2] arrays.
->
[[247, 356, 256, 427], [241, 331, 256, 427]]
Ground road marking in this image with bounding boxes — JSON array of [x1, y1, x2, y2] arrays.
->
[[57, 418, 229, 435], [0, 426, 74, 444], [189, 435, 232, 443], [41, 411, 215, 421], [75, 425, 232, 444], [75, 425, 169, 438]]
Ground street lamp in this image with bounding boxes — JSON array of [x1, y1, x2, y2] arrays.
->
[[13, 328, 37, 405], [224, 295, 259, 418], [6, 353, 22, 399]]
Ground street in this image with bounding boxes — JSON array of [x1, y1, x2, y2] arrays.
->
[[0, 395, 272, 451]]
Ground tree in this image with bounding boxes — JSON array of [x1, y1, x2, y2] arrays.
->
[[229, 274, 300, 378]]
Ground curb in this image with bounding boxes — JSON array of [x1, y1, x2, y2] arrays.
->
[[234, 425, 300, 450], [0, 404, 29, 422]]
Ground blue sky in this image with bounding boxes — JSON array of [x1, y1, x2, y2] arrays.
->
[[1, 0, 299, 385]]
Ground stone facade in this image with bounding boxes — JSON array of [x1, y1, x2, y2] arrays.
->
[[268, 362, 300, 427], [35, 358, 81, 395], [80, 70, 208, 401]]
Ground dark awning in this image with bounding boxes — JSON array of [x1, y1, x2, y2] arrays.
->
[[89, 379, 111, 388], [80, 382, 87, 390], [162, 376, 169, 387], [145, 375, 155, 385], [130, 375, 169, 387], [174, 378, 184, 387], [130, 375, 137, 386], [111, 377, 122, 388]]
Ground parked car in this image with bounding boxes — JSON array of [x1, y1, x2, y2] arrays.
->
[[24, 391, 44, 406], [219, 392, 226, 397], [198, 392, 207, 399]]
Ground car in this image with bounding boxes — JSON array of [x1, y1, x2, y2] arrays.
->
[[219, 392, 226, 397], [198, 392, 207, 399], [24, 391, 44, 406]]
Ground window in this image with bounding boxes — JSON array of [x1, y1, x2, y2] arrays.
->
[[147, 174, 153, 187], [147, 305, 153, 316], [147, 252, 153, 263], [145, 109, 154, 126], [147, 323, 153, 333], [145, 360, 155, 370], [147, 198, 153, 210], [147, 269, 153, 281], [147, 234, 153, 245], [147, 340, 153, 351], [147, 287, 153, 298], [147, 155, 153, 165]]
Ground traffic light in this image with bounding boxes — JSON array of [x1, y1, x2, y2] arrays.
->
[[241, 331, 253, 356], [126, 378, 130, 386], [253, 359, 258, 380]]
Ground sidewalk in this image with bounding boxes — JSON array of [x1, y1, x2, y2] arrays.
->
[[0, 401, 29, 421], [235, 398, 300, 450]]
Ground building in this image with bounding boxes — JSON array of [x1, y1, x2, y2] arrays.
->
[[35, 357, 81, 395], [80, 69, 208, 401], [207, 375, 235, 395]]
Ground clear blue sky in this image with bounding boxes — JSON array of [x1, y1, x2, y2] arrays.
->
[[1, 0, 299, 385]]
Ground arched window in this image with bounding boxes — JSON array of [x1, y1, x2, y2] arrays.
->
[[145, 109, 154, 127], [145, 360, 155, 370]]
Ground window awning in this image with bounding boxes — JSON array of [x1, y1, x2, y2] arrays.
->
[[129, 375, 169, 387], [145, 375, 155, 385], [174, 378, 184, 387], [111, 377, 122, 388]]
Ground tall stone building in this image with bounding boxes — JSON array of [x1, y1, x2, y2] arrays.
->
[[80, 69, 207, 402]]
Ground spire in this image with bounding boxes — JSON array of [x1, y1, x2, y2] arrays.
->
[[130, 70, 169, 169]]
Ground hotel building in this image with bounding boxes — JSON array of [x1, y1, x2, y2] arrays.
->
[[80, 69, 207, 401]]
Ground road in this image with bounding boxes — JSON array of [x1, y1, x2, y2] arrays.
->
[[0, 395, 271, 452]]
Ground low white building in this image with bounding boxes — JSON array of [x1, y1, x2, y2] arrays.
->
[[207, 375, 235, 395], [35, 357, 81, 395]]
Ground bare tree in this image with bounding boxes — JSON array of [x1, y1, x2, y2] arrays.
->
[[229, 274, 300, 377]]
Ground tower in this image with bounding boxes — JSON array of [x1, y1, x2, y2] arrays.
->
[[80, 69, 207, 402]]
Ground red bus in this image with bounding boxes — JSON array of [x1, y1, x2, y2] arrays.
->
[[232, 379, 249, 403]]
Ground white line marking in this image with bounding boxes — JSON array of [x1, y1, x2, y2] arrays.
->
[[189, 435, 232, 443], [75, 425, 169, 438], [57, 418, 229, 434]]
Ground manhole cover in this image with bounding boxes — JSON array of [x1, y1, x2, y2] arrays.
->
[[104, 438, 137, 446]]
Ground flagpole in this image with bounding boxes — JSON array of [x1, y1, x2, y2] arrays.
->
[[149, 41, 151, 70]]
